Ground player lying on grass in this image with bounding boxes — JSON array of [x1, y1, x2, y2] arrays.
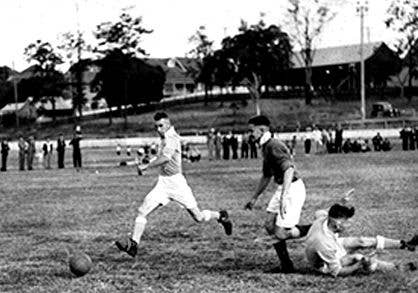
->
[[115, 112, 232, 257], [244, 115, 311, 273], [305, 203, 418, 277]]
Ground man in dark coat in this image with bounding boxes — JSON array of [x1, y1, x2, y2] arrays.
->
[[70, 131, 82, 170], [1, 138, 10, 171], [57, 133, 66, 169]]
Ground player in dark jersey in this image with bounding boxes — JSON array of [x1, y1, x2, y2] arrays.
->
[[245, 115, 311, 273]]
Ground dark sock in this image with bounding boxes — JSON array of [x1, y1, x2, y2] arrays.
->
[[296, 224, 312, 237], [273, 240, 294, 269]]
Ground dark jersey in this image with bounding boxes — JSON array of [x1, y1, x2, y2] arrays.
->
[[262, 138, 299, 184]]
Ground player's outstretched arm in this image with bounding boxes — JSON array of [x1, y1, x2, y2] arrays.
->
[[137, 156, 164, 172], [245, 175, 271, 210]]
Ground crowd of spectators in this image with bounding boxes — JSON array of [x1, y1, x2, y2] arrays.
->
[[0, 126, 83, 172], [206, 128, 259, 161]]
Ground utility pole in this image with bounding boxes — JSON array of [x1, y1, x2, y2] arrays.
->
[[12, 62, 19, 128], [357, 0, 368, 120], [75, 0, 83, 120]]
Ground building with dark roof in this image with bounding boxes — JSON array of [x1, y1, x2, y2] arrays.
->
[[283, 42, 402, 96]]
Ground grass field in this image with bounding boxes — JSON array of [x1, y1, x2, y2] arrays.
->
[[1, 148, 417, 292]]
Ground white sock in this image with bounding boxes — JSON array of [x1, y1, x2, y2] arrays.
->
[[201, 210, 220, 222], [132, 215, 147, 244]]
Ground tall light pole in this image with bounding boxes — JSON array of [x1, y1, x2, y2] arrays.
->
[[357, 0, 368, 120], [12, 62, 19, 128]]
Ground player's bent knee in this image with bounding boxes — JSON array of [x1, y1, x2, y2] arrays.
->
[[135, 214, 147, 225], [273, 227, 289, 240]]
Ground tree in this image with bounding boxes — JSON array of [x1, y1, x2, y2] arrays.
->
[[93, 12, 153, 127], [58, 32, 93, 118], [385, 0, 418, 101], [286, 0, 339, 105], [94, 12, 152, 57], [188, 26, 214, 103], [214, 20, 292, 115], [91, 50, 165, 126], [24, 40, 64, 123]]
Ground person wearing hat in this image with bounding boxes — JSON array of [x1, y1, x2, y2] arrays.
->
[[305, 204, 418, 277], [244, 115, 311, 273]]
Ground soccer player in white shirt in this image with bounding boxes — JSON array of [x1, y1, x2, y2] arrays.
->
[[116, 112, 232, 257], [305, 204, 417, 277]]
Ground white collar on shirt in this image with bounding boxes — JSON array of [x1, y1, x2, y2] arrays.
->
[[260, 131, 272, 146], [164, 126, 176, 138]]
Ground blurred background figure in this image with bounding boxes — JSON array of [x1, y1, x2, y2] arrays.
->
[[241, 131, 249, 159], [335, 123, 344, 153], [312, 125, 322, 154], [304, 127, 312, 155], [70, 130, 83, 170], [26, 136, 36, 171], [207, 128, 216, 161], [372, 132, 383, 151], [222, 132, 231, 160], [1, 138, 10, 172], [116, 144, 122, 155], [249, 130, 257, 159], [18, 136, 27, 171], [214, 131, 222, 160], [230, 131, 238, 159], [56, 133, 66, 169], [382, 138, 392, 151], [42, 137, 53, 169]]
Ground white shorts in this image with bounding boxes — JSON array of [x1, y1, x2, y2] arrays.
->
[[266, 179, 306, 228], [138, 173, 198, 215]]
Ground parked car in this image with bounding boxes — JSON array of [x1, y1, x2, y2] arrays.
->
[[370, 102, 400, 118]]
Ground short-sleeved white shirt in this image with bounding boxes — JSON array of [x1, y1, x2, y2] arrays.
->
[[305, 210, 347, 276], [159, 126, 182, 176]]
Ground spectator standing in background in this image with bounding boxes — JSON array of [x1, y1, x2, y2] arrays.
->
[[335, 123, 343, 153], [70, 130, 82, 170], [290, 135, 297, 156], [312, 126, 322, 154], [241, 131, 249, 159], [414, 126, 418, 150], [18, 136, 26, 171], [42, 138, 53, 169], [214, 131, 222, 160], [57, 133, 66, 169], [222, 132, 231, 160], [304, 127, 312, 155], [26, 136, 36, 170], [321, 129, 330, 154], [400, 126, 411, 151], [1, 138, 10, 171], [230, 132, 239, 159], [249, 130, 258, 159], [207, 128, 216, 161]]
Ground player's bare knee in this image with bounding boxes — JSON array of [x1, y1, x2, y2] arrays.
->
[[273, 227, 289, 240], [265, 221, 275, 235]]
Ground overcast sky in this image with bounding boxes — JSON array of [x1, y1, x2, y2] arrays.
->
[[0, 0, 397, 71]]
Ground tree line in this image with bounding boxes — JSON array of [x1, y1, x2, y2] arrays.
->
[[0, 0, 417, 126]]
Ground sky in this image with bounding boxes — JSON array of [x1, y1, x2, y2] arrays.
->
[[0, 0, 398, 72]]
